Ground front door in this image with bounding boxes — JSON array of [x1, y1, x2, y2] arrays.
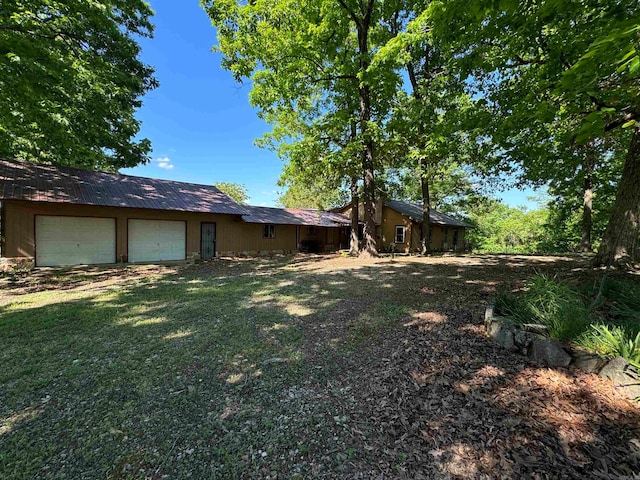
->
[[201, 222, 216, 259]]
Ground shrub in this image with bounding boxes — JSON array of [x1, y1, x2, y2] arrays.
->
[[580, 324, 640, 363], [495, 273, 592, 341]]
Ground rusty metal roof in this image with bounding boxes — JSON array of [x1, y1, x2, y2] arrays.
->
[[385, 200, 473, 228], [242, 206, 350, 227], [0, 158, 248, 215]]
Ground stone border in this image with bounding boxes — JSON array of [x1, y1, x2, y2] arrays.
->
[[485, 304, 639, 402]]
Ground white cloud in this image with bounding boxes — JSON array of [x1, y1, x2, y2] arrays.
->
[[155, 156, 174, 170]]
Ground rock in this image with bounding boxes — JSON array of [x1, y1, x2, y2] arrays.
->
[[513, 329, 544, 354], [599, 356, 640, 401], [571, 348, 607, 373], [523, 323, 550, 337], [488, 319, 518, 352], [484, 304, 495, 328], [530, 338, 572, 368]]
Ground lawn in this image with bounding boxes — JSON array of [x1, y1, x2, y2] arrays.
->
[[1, 254, 639, 479]]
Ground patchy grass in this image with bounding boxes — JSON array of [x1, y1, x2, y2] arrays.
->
[[1, 254, 639, 479]]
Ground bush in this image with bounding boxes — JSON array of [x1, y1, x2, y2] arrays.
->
[[580, 324, 640, 363], [496, 274, 640, 364], [495, 273, 592, 341]]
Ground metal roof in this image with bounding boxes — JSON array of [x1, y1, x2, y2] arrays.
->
[[242, 206, 350, 227], [385, 200, 473, 228], [0, 158, 248, 215]]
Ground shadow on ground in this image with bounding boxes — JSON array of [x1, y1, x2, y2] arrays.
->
[[0, 254, 638, 479]]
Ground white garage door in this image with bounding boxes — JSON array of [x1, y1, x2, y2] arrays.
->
[[128, 219, 186, 263], [35, 216, 116, 267]]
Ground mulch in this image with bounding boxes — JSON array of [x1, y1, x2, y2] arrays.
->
[[345, 306, 640, 479]]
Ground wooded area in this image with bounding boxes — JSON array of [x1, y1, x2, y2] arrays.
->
[[204, 0, 640, 266]]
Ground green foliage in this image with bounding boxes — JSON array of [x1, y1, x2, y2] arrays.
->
[[214, 182, 250, 205], [277, 181, 348, 210], [0, 0, 158, 170], [580, 325, 640, 363], [597, 278, 640, 330], [466, 199, 551, 254], [496, 273, 591, 341], [497, 273, 640, 362], [383, 163, 486, 214], [430, 0, 640, 265]]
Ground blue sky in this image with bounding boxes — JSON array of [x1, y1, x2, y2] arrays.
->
[[122, 0, 540, 209]]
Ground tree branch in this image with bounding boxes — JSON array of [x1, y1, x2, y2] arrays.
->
[[336, 0, 361, 29]]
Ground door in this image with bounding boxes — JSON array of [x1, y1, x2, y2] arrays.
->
[[35, 216, 116, 266], [201, 222, 216, 259], [128, 219, 186, 262]]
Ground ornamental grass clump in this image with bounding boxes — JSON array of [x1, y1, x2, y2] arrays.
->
[[496, 273, 592, 341], [580, 324, 640, 363]]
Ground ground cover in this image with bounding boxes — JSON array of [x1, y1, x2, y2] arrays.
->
[[1, 254, 638, 479]]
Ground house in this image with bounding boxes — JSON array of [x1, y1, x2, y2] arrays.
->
[[339, 199, 472, 253], [0, 159, 349, 267]]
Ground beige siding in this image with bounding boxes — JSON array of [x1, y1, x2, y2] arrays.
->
[[1, 200, 344, 261], [379, 206, 413, 252]]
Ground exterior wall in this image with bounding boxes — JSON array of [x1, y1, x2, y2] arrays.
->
[[423, 224, 466, 252], [378, 206, 413, 252], [375, 213, 468, 253], [230, 223, 297, 255], [1, 200, 342, 263]]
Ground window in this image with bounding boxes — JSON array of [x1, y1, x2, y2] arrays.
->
[[394, 225, 405, 243], [453, 229, 459, 246], [308, 226, 317, 235], [263, 224, 275, 239], [444, 227, 449, 244]]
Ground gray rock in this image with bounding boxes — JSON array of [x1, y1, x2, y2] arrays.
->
[[523, 323, 550, 337], [513, 329, 545, 355], [599, 356, 640, 401], [489, 319, 518, 352], [484, 304, 495, 328], [530, 338, 572, 368], [571, 349, 607, 373]]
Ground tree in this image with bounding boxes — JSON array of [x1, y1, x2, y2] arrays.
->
[[431, 0, 640, 267], [0, 0, 158, 171], [203, 0, 404, 257], [466, 198, 550, 254], [214, 182, 250, 204], [277, 171, 349, 210]]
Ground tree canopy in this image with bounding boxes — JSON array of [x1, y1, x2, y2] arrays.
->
[[205, 0, 639, 265], [0, 0, 158, 171], [214, 182, 250, 205]]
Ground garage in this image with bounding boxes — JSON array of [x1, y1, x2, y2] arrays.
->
[[128, 219, 186, 263], [35, 216, 116, 267]]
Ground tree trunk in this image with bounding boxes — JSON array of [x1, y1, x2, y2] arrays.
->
[[581, 148, 594, 253], [420, 159, 431, 255], [356, 6, 377, 258], [593, 125, 640, 268], [349, 177, 359, 255]]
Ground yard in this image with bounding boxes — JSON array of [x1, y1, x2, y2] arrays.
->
[[1, 254, 639, 479]]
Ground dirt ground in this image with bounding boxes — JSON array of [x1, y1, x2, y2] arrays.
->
[[1, 253, 639, 479]]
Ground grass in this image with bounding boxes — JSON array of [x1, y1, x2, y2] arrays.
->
[[0, 261, 361, 479], [495, 273, 591, 340], [2, 253, 633, 478], [496, 272, 640, 363]]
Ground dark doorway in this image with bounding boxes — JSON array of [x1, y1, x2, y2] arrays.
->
[[201, 222, 216, 259]]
